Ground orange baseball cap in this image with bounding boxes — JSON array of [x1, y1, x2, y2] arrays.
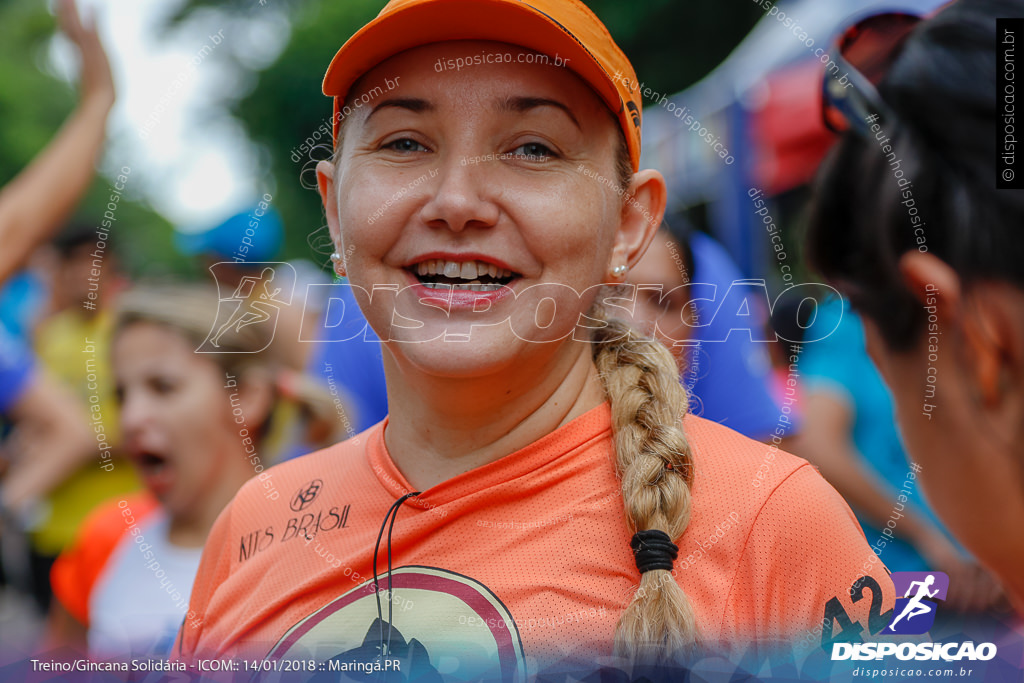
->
[[322, 0, 644, 170]]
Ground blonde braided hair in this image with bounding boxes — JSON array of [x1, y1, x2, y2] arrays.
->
[[590, 297, 699, 662]]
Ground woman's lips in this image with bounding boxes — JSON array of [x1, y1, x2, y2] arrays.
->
[[131, 451, 175, 496], [402, 268, 518, 308], [402, 251, 518, 274]]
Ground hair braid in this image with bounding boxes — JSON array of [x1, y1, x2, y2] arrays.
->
[[590, 299, 699, 662]]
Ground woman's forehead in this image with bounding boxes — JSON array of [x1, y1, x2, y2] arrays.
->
[[114, 321, 192, 364], [349, 39, 607, 118]]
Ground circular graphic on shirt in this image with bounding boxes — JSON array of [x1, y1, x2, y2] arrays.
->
[[267, 566, 526, 682]]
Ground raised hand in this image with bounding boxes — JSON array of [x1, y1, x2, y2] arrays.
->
[[55, 0, 115, 106]]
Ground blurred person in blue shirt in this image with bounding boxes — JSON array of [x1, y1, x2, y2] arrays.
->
[[303, 281, 389, 437], [627, 223, 793, 443]]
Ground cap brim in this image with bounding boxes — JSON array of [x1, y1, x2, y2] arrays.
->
[[323, 0, 630, 157]]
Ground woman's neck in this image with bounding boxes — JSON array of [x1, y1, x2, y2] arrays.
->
[[381, 340, 606, 491], [168, 515, 212, 549], [167, 458, 255, 548]]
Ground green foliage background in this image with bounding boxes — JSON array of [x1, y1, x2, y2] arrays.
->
[[0, 2, 182, 278]]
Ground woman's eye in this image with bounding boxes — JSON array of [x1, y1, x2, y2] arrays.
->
[[150, 376, 178, 395], [511, 142, 555, 160], [383, 138, 428, 153]]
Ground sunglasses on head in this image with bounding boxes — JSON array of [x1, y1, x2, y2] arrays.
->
[[821, 12, 923, 138]]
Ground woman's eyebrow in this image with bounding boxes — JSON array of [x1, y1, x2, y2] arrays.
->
[[366, 97, 434, 121], [498, 96, 581, 130]]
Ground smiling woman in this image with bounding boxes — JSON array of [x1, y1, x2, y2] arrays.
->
[[177, 0, 896, 676]]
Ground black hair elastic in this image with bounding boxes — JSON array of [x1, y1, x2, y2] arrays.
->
[[630, 529, 678, 574]]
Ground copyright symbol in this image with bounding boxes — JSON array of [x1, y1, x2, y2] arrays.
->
[[1003, 168, 1015, 182]]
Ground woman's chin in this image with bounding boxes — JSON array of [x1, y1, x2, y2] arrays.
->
[[393, 338, 523, 379]]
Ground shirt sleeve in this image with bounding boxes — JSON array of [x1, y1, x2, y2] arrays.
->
[[51, 522, 102, 626], [173, 498, 236, 661], [722, 463, 896, 649], [798, 300, 861, 403], [51, 496, 156, 627]]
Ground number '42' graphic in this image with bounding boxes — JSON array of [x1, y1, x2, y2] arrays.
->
[[820, 575, 894, 650]]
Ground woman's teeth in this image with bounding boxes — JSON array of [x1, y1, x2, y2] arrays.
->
[[414, 259, 515, 291], [415, 259, 513, 279]]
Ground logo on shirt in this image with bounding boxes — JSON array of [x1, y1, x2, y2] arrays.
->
[[291, 479, 324, 512], [238, 504, 351, 564], [883, 571, 948, 635], [268, 566, 527, 682]]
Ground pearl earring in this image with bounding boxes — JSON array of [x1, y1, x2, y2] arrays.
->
[[612, 264, 628, 278], [330, 252, 346, 277]]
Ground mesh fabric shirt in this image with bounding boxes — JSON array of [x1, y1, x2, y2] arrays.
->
[[176, 402, 894, 674]]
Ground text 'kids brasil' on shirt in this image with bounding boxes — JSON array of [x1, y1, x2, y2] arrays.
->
[[176, 401, 894, 677]]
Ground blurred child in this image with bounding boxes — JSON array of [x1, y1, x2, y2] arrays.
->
[[27, 224, 137, 612]]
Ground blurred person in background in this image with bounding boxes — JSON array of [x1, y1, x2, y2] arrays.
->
[[25, 224, 139, 614], [0, 327, 93, 618], [627, 222, 796, 444], [793, 296, 1002, 611], [175, 205, 313, 372], [300, 274, 390, 443], [0, 0, 116, 619], [46, 285, 339, 658], [808, 0, 1024, 613], [0, 263, 52, 345], [175, 207, 352, 460]]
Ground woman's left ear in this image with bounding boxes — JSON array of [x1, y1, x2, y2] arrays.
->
[[609, 169, 667, 275], [317, 160, 342, 246]]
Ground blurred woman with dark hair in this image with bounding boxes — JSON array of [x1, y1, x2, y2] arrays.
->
[[807, 0, 1024, 612]]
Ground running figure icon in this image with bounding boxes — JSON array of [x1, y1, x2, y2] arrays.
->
[[888, 575, 938, 629], [210, 267, 283, 347], [884, 571, 948, 635]]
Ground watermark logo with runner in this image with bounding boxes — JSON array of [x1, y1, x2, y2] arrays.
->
[[198, 262, 296, 353]]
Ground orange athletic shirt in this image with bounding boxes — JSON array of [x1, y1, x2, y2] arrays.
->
[[177, 402, 894, 673]]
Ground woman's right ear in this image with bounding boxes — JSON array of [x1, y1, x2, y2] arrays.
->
[[317, 159, 341, 243]]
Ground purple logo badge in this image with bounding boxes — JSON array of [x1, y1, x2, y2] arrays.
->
[[884, 572, 949, 635]]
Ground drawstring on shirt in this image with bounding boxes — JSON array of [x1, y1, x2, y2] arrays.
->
[[372, 491, 420, 660]]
